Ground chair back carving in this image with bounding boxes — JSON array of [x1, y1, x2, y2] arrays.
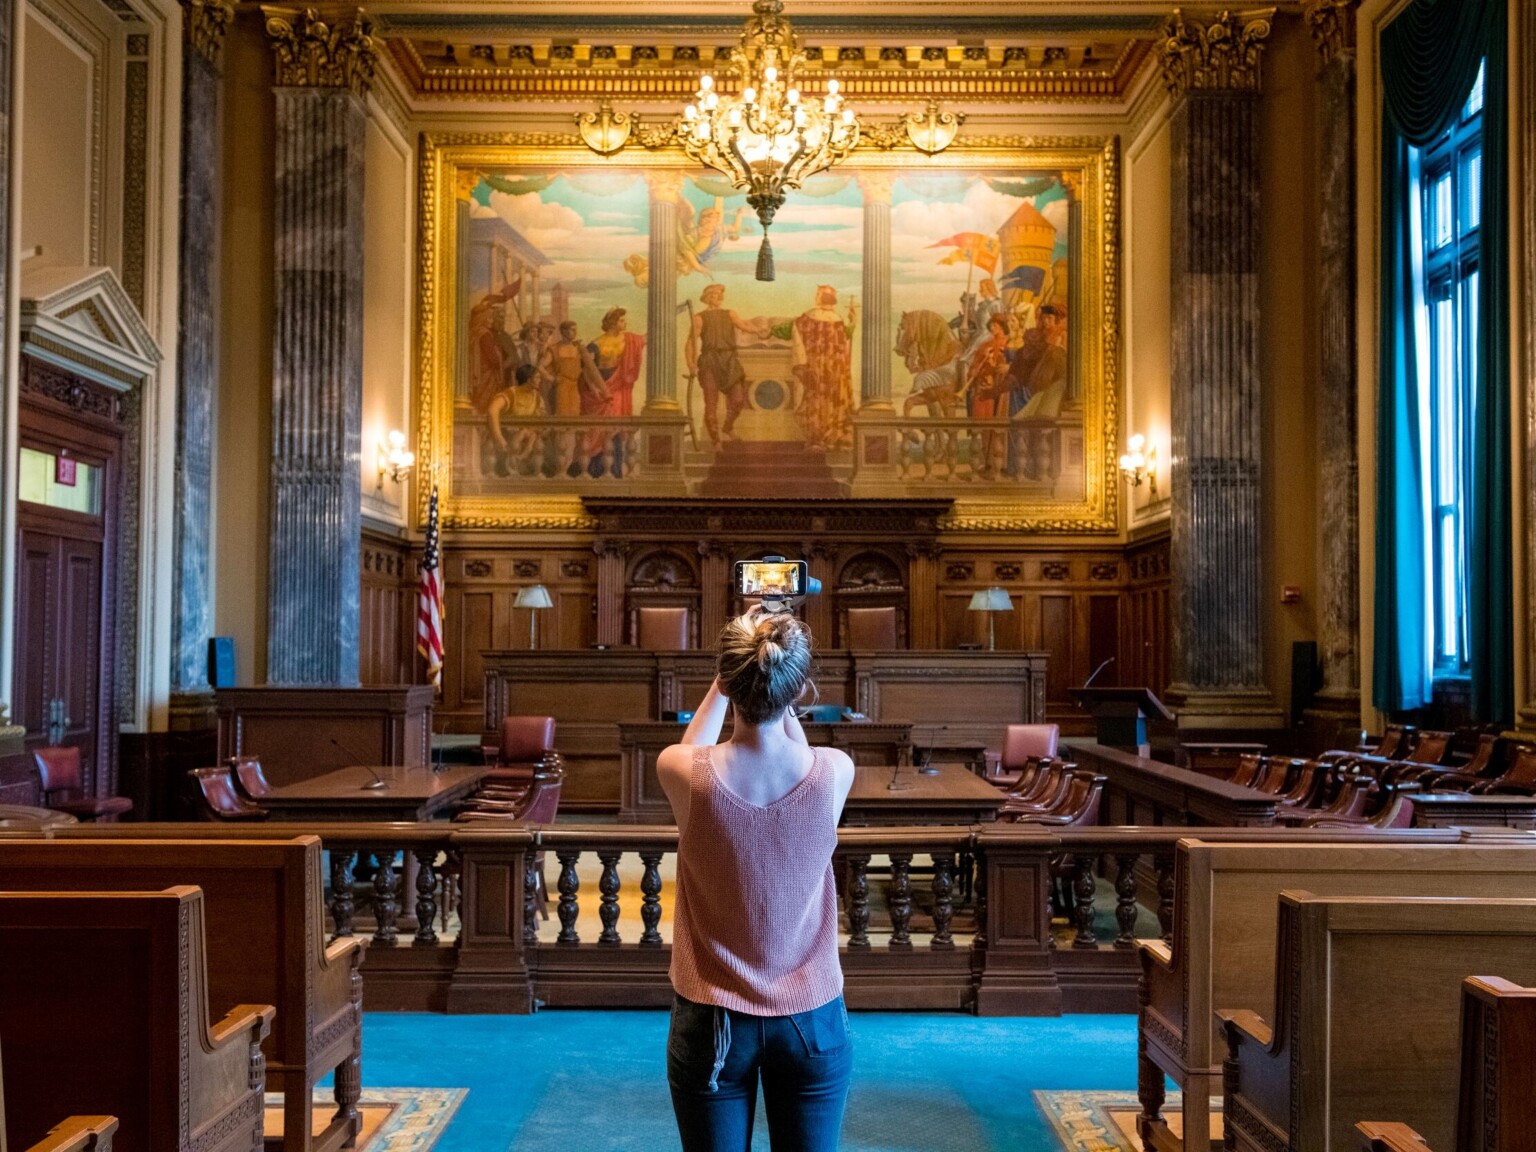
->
[[843, 606, 898, 650], [1001, 724, 1060, 770], [500, 716, 556, 765]]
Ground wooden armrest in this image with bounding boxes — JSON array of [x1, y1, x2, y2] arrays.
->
[[324, 934, 367, 965], [26, 1117, 119, 1152], [1138, 939, 1173, 969], [1356, 1121, 1433, 1151], [1464, 975, 1536, 997], [1217, 1008, 1272, 1048], [209, 1002, 276, 1046]]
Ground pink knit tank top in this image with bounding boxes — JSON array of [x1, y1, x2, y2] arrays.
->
[[669, 744, 843, 1015]]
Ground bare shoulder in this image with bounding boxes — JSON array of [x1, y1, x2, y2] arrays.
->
[[822, 746, 856, 796], [656, 742, 698, 783]]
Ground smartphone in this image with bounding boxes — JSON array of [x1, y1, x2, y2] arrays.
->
[[734, 559, 808, 599]]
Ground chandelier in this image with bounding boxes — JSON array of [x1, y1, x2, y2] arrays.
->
[[680, 0, 860, 281]]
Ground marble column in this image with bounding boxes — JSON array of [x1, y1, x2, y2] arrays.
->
[[1308, 0, 1362, 719], [1162, 9, 1281, 724], [857, 172, 894, 410], [644, 172, 683, 411], [171, 0, 234, 714], [0, 0, 19, 729], [1520, 0, 1536, 736], [263, 7, 374, 685]]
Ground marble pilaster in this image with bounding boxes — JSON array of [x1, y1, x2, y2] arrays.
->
[[1308, 0, 1362, 717], [1161, 9, 1281, 724], [645, 172, 683, 411], [171, 0, 233, 699], [0, 0, 17, 719], [264, 7, 373, 685], [1521, 0, 1536, 736], [857, 171, 894, 410]]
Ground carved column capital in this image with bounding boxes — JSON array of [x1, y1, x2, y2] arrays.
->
[[181, 0, 235, 63], [1306, 0, 1360, 67], [1159, 7, 1275, 99], [263, 6, 376, 98]]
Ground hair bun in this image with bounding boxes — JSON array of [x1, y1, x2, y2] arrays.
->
[[755, 617, 790, 670]]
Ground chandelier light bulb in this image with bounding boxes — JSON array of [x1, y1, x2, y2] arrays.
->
[[841, 108, 854, 124], [765, 65, 778, 82], [700, 74, 714, 90], [705, 91, 719, 109], [727, 106, 742, 125], [827, 77, 839, 94], [1128, 433, 1146, 452], [786, 88, 799, 104], [743, 86, 757, 103], [823, 96, 837, 113], [684, 105, 697, 120]]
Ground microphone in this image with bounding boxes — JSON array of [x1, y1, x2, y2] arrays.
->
[[917, 723, 949, 775], [1083, 657, 1115, 689], [330, 737, 388, 790]]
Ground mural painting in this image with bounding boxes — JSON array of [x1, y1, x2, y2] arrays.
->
[[423, 140, 1117, 529]]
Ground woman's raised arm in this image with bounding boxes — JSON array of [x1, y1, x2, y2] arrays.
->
[[679, 678, 731, 746]]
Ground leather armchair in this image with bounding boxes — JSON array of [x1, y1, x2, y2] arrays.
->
[[636, 606, 690, 651], [33, 747, 131, 822], [228, 756, 273, 802], [1007, 771, 1105, 827], [843, 606, 898, 650], [188, 766, 267, 821], [1435, 744, 1536, 796], [479, 715, 559, 794], [988, 724, 1061, 790], [1406, 728, 1454, 766], [456, 767, 565, 824]]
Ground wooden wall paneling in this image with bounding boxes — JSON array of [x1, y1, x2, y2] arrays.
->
[[360, 531, 413, 686], [1039, 594, 1074, 705], [595, 541, 627, 645], [451, 588, 496, 710], [907, 544, 939, 648], [698, 543, 730, 642], [1088, 594, 1121, 687]]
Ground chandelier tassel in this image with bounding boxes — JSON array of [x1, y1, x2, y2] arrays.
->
[[755, 231, 776, 281]]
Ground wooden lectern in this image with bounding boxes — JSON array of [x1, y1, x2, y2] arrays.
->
[[1069, 687, 1174, 757]]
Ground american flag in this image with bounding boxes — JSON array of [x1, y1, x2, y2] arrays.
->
[[417, 484, 445, 692]]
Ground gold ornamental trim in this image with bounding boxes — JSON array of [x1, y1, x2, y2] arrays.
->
[[414, 133, 1121, 536], [385, 36, 1152, 105], [264, 6, 377, 98], [1159, 8, 1275, 98], [1305, 0, 1360, 67], [181, 0, 234, 63]]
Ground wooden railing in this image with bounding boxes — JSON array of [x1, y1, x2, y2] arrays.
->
[[35, 820, 1482, 1015]]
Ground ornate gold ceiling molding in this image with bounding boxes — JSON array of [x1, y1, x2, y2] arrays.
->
[[264, 6, 378, 97], [1305, 0, 1359, 67], [385, 35, 1151, 103], [181, 0, 235, 63], [1158, 8, 1275, 98]]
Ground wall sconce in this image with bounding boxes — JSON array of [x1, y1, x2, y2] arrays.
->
[[967, 586, 1014, 652], [1118, 434, 1158, 496], [378, 430, 415, 484]]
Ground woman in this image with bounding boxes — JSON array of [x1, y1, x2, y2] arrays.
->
[[656, 611, 857, 1152]]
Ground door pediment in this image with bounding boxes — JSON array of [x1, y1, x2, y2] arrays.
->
[[18, 265, 160, 393]]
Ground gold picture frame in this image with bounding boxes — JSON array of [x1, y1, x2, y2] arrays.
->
[[416, 131, 1120, 533]]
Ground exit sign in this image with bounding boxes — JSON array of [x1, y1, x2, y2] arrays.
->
[[55, 456, 77, 487]]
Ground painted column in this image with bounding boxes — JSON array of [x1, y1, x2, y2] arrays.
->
[[857, 171, 894, 410], [171, 0, 234, 709], [1161, 9, 1281, 725], [263, 7, 374, 685], [1307, 0, 1362, 720], [644, 172, 684, 411]]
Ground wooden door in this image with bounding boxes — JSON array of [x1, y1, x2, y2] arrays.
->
[[13, 363, 121, 795]]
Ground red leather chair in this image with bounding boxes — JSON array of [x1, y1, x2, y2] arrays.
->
[[1406, 729, 1455, 766], [988, 724, 1061, 790], [479, 716, 558, 795], [636, 607, 690, 651], [456, 767, 564, 824], [843, 606, 898, 650], [188, 766, 266, 821], [227, 756, 273, 801], [33, 747, 131, 822]]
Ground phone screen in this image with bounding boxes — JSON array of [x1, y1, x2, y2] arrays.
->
[[737, 561, 803, 597]]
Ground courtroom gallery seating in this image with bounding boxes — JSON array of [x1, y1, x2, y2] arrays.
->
[[1356, 975, 1536, 1152], [188, 765, 267, 820], [987, 723, 1061, 789], [32, 746, 131, 822], [1136, 839, 1536, 1152], [0, 837, 366, 1152], [1221, 894, 1536, 1152], [0, 887, 273, 1152], [228, 754, 274, 801], [479, 714, 559, 792], [1432, 742, 1536, 795], [0, 1037, 116, 1152]]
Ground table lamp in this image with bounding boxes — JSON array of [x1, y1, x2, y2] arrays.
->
[[967, 586, 1013, 651], [514, 584, 553, 650]]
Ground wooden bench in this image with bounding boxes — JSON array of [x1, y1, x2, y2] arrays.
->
[[1, 1035, 117, 1152], [1356, 975, 1536, 1152], [1137, 839, 1536, 1152], [0, 838, 366, 1152], [0, 888, 273, 1152], [1222, 894, 1536, 1152]]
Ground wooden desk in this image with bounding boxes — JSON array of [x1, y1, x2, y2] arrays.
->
[[260, 765, 489, 822], [483, 649, 1048, 812], [843, 762, 1004, 826], [617, 721, 913, 824]]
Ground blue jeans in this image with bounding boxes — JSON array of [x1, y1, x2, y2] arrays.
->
[[667, 993, 853, 1152]]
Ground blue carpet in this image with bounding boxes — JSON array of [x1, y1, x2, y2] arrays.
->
[[359, 1011, 1139, 1152]]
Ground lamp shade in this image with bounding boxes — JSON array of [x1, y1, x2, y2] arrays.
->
[[968, 587, 1014, 612], [514, 584, 554, 609]]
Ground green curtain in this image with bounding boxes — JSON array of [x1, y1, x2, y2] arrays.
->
[[1374, 0, 1512, 721]]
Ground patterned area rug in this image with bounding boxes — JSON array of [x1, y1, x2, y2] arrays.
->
[[1034, 1091, 1221, 1152], [262, 1089, 465, 1152]]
